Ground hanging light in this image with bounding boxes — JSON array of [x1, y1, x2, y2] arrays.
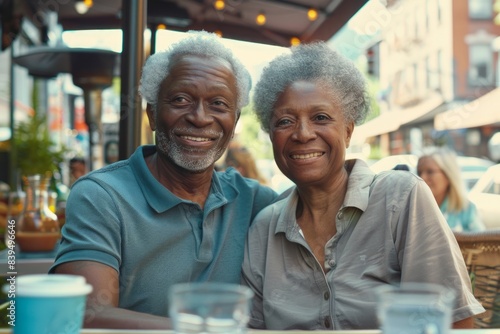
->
[[214, 0, 225, 11], [74, 1, 89, 14], [157, 24, 167, 30], [307, 8, 318, 21], [256, 12, 266, 26], [290, 37, 301, 46], [74, 0, 92, 14]]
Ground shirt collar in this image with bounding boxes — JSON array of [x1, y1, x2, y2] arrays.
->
[[274, 159, 376, 235], [131, 145, 235, 213]]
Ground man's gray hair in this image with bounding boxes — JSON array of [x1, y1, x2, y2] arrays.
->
[[139, 30, 251, 113], [253, 42, 371, 133]]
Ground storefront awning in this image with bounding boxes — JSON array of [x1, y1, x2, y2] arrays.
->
[[434, 88, 500, 130], [352, 94, 444, 143], [352, 111, 400, 143]]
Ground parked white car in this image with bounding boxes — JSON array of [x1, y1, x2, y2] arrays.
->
[[468, 164, 500, 230]]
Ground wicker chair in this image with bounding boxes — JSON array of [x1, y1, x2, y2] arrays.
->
[[454, 229, 500, 328]]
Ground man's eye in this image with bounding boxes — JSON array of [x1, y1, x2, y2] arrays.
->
[[173, 96, 188, 103], [213, 100, 229, 107]]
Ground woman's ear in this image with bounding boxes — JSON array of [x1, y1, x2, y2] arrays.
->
[[345, 121, 355, 148], [146, 104, 156, 131]]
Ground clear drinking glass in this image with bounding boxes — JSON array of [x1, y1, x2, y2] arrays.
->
[[376, 283, 456, 334], [169, 282, 254, 334]]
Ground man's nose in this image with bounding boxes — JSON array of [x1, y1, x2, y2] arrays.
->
[[186, 103, 213, 127]]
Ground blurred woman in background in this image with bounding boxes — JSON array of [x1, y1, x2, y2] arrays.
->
[[417, 146, 485, 232], [225, 143, 269, 185]]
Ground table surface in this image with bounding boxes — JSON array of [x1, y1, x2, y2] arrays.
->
[[0, 329, 497, 334], [0, 247, 56, 276]]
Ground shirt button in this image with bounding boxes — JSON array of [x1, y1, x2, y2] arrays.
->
[[324, 316, 331, 328], [324, 291, 330, 300], [329, 260, 335, 268]]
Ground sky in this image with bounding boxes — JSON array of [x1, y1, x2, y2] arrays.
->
[[62, 29, 290, 85]]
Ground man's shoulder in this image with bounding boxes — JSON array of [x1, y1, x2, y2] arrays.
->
[[217, 168, 277, 194]]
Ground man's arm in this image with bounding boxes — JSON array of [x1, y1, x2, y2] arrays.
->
[[55, 261, 171, 329]]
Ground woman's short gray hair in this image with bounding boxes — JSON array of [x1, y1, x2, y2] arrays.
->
[[253, 42, 370, 133], [139, 30, 251, 113]]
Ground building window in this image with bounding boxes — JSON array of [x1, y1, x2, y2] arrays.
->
[[468, 0, 492, 19], [427, 52, 441, 91], [468, 44, 493, 85]]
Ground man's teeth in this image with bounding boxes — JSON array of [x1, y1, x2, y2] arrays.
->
[[291, 152, 323, 159], [181, 136, 211, 142]]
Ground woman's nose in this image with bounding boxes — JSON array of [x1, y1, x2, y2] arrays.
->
[[291, 121, 316, 142]]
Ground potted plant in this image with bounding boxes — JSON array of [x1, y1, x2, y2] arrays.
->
[[13, 113, 67, 177], [11, 113, 67, 252]]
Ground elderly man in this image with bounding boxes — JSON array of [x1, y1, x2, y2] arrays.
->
[[50, 31, 279, 329]]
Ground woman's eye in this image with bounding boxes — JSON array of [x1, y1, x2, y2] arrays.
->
[[275, 119, 292, 127], [314, 114, 330, 121]]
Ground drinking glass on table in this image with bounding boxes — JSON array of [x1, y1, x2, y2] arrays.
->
[[376, 283, 455, 334], [169, 282, 253, 334]]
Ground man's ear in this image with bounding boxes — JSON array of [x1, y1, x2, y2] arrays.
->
[[236, 110, 241, 124], [232, 110, 241, 138], [146, 104, 156, 131]]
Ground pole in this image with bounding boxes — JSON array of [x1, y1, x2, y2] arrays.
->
[[119, 0, 146, 160], [9, 44, 16, 189]]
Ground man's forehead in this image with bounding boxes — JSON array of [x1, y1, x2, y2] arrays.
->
[[170, 53, 233, 70]]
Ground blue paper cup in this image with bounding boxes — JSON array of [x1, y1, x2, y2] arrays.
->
[[8, 274, 93, 334]]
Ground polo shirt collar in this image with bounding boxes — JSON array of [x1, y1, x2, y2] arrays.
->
[[130, 145, 232, 213]]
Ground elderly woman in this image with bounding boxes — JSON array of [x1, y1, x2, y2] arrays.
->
[[417, 146, 485, 232], [241, 43, 484, 330]]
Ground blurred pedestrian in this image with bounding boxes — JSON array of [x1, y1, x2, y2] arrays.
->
[[69, 157, 87, 185], [417, 146, 485, 232], [225, 143, 269, 185]]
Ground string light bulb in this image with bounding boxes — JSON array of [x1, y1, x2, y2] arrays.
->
[[214, 30, 223, 37], [214, 0, 225, 11], [157, 24, 167, 30], [256, 12, 266, 25], [74, 1, 90, 14], [290, 37, 301, 46], [307, 8, 318, 21], [83, 0, 93, 8]]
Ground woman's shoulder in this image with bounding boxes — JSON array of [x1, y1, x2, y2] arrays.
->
[[370, 169, 423, 197]]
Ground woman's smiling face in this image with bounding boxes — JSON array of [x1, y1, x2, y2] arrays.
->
[[269, 80, 354, 186]]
